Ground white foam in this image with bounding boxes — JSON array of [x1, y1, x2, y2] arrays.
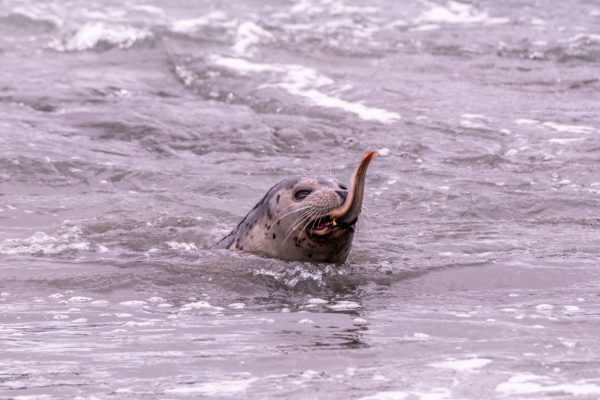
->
[[560, 338, 577, 348], [454, 312, 471, 318], [180, 301, 224, 311], [232, 21, 274, 55], [562, 33, 600, 44], [211, 55, 400, 124], [298, 318, 313, 324], [378, 148, 391, 156], [171, 11, 229, 34], [130, 4, 165, 16], [166, 241, 198, 251], [543, 122, 596, 134], [327, 300, 361, 311], [430, 358, 492, 371], [123, 320, 155, 327], [119, 300, 148, 307], [460, 119, 488, 129], [359, 391, 409, 400], [290, 0, 378, 16], [329, 2, 379, 15], [549, 138, 585, 144], [515, 118, 539, 125], [535, 304, 553, 310], [166, 378, 256, 395], [0, 226, 89, 255], [281, 85, 401, 124], [417, 1, 509, 25], [212, 56, 277, 73], [462, 113, 486, 119], [228, 302, 246, 309], [69, 296, 92, 303], [290, 0, 322, 15], [496, 374, 600, 396], [174, 65, 195, 87], [48, 22, 151, 52]]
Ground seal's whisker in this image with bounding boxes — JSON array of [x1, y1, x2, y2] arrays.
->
[[272, 203, 299, 221], [302, 208, 329, 234], [300, 169, 311, 179], [283, 209, 310, 238], [299, 211, 320, 239], [285, 208, 314, 238], [273, 206, 311, 226], [283, 218, 304, 245], [284, 208, 318, 244], [273, 202, 313, 222]]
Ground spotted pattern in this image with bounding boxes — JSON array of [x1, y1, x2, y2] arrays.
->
[[212, 175, 355, 263]]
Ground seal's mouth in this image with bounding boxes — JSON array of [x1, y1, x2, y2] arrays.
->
[[306, 215, 356, 237], [304, 151, 377, 239]]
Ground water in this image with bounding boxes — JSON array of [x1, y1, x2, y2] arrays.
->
[[1, 0, 600, 398]]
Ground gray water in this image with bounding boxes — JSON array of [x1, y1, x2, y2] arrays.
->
[[1, 0, 600, 399]]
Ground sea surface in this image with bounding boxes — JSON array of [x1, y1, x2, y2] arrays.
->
[[1, 0, 600, 399]]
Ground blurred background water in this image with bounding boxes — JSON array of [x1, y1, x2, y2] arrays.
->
[[1, 0, 600, 398]]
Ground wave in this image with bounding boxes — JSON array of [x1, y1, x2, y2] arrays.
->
[[416, 1, 510, 27], [48, 22, 152, 52], [210, 55, 400, 124], [0, 223, 92, 256], [0, 12, 58, 33], [170, 11, 231, 34]]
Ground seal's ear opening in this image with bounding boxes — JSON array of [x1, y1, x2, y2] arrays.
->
[[330, 151, 378, 224]]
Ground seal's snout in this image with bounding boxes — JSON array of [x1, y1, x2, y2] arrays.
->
[[335, 189, 348, 202]]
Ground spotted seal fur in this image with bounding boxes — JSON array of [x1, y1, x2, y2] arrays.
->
[[212, 152, 377, 263]]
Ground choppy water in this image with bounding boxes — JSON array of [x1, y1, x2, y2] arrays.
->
[[2, 0, 600, 398]]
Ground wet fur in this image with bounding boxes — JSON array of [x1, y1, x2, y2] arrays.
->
[[212, 175, 354, 263]]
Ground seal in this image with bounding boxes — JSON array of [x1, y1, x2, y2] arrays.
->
[[212, 152, 377, 263]]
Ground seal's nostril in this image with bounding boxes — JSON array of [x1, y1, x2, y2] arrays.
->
[[335, 190, 348, 202]]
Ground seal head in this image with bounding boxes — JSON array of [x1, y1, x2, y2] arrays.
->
[[213, 152, 377, 263]]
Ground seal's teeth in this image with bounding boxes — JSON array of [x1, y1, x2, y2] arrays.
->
[[332, 220, 338, 227]]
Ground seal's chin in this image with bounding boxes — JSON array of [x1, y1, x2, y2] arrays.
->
[[306, 215, 356, 238]]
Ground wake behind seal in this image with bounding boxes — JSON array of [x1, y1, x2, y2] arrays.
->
[[212, 152, 377, 263]]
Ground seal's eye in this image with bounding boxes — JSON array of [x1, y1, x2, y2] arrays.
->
[[338, 184, 347, 190], [294, 189, 312, 200]]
